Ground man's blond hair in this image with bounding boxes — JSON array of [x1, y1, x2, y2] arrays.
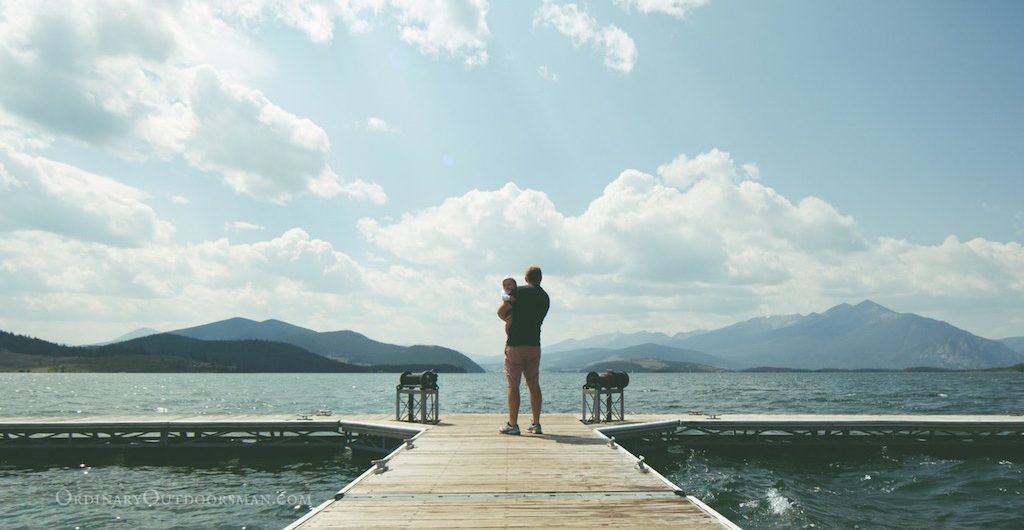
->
[[525, 265, 542, 286]]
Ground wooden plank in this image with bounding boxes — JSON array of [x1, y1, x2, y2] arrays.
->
[[300, 495, 725, 529]]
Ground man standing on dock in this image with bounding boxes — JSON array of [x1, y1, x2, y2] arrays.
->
[[498, 265, 550, 435]]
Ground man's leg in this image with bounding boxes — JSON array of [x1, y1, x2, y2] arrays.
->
[[522, 347, 542, 426], [504, 347, 523, 427], [526, 378, 542, 425], [507, 384, 521, 426]]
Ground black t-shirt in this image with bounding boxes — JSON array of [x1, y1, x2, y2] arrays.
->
[[506, 284, 550, 346]]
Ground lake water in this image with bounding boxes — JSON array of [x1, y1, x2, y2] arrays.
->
[[0, 372, 1021, 529]]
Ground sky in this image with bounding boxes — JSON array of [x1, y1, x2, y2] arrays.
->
[[1, 0, 1022, 358]]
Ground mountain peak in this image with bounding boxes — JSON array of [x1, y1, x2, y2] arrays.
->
[[822, 300, 896, 318], [209, 317, 260, 326], [854, 300, 894, 313]]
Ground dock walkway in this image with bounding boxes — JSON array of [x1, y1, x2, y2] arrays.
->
[[288, 413, 736, 529]]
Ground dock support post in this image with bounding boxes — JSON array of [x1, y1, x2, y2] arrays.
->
[[395, 387, 439, 424], [582, 387, 625, 423]]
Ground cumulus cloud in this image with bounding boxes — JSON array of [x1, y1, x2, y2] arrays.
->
[[392, 0, 490, 65], [0, 1, 175, 144], [657, 148, 745, 189], [0, 1, 383, 205], [355, 149, 1024, 343], [184, 67, 353, 203], [534, 2, 637, 73], [614, 0, 708, 19], [0, 143, 173, 246], [358, 183, 565, 269], [599, 26, 638, 74], [357, 151, 869, 285], [0, 228, 367, 327]]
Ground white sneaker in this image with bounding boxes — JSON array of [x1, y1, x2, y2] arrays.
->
[[527, 423, 542, 435], [499, 423, 520, 435]]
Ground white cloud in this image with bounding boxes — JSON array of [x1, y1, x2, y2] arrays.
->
[[357, 153, 870, 284], [392, 0, 490, 66], [534, 2, 597, 46], [355, 149, 1024, 345], [614, 0, 708, 19], [0, 143, 173, 246], [599, 25, 638, 74], [536, 65, 559, 82], [227, 221, 265, 232], [184, 67, 356, 204], [0, 1, 171, 145], [657, 148, 745, 189], [366, 116, 396, 132], [338, 179, 388, 205], [0, 1, 383, 205], [170, 195, 190, 205], [533, 2, 638, 73], [0, 227, 366, 320], [358, 182, 565, 269], [741, 162, 760, 180]]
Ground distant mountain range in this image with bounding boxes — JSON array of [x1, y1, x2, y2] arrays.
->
[[0, 318, 484, 373], [547, 301, 1024, 371], [3, 302, 1019, 373], [168, 318, 483, 373], [0, 330, 367, 373]]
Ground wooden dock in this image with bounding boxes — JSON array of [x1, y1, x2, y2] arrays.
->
[[4, 412, 1022, 528], [286, 414, 738, 529]]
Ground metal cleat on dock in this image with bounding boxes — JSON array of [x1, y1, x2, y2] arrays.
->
[[706, 414, 721, 420], [607, 436, 618, 449], [636, 455, 648, 473], [404, 438, 416, 450], [371, 458, 389, 474]]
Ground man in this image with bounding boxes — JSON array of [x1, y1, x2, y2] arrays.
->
[[497, 265, 550, 435]]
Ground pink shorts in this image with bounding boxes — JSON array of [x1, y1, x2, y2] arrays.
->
[[504, 345, 541, 388]]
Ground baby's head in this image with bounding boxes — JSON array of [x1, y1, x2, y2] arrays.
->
[[502, 276, 518, 294]]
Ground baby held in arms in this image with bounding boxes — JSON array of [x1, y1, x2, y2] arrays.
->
[[500, 276, 517, 335]]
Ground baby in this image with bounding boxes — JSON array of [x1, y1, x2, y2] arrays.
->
[[500, 276, 517, 335]]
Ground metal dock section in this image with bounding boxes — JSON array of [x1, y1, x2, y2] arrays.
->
[[287, 414, 738, 529], [0, 414, 415, 454], [607, 413, 1024, 448]]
